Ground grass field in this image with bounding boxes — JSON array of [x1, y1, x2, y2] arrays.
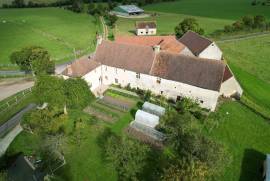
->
[[6, 91, 137, 181], [206, 101, 270, 181], [218, 35, 270, 116], [0, 0, 60, 7], [144, 0, 270, 20], [116, 12, 233, 36], [0, 8, 100, 68]]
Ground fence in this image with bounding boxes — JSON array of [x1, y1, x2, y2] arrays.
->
[[0, 87, 33, 114], [0, 104, 36, 137]]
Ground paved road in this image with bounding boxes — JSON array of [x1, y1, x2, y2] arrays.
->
[[0, 77, 34, 101], [0, 124, 23, 157], [0, 103, 36, 156]]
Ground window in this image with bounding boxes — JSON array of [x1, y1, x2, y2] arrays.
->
[[141, 32, 143, 34], [105, 66, 107, 71], [200, 100, 204, 104], [115, 78, 118, 84], [136, 73, 140, 79], [115, 68, 117, 74], [105, 76, 108, 80], [160, 91, 163, 95], [177, 96, 181, 101], [156, 77, 161, 84]]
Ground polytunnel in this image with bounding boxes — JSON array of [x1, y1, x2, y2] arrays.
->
[[142, 102, 165, 117], [135, 110, 159, 128]]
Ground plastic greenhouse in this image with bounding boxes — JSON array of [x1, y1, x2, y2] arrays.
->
[[135, 110, 159, 128], [142, 102, 165, 117]]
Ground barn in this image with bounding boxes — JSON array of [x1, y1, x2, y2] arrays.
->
[[112, 5, 144, 16]]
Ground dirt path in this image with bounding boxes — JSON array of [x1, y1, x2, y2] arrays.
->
[[216, 31, 270, 43], [0, 77, 34, 101], [100, 16, 108, 40]]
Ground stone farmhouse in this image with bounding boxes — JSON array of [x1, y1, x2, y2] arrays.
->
[[135, 21, 157, 36], [63, 32, 242, 111]]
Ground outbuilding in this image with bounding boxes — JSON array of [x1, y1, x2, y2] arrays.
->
[[112, 5, 144, 17], [135, 110, 159, 128], [136, 21, 157, 36]]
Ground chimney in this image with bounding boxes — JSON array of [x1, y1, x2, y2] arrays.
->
[[66, 65, 73, 76], [153, 45, 160, 53]]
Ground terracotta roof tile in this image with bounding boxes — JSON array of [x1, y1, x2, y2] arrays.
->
[[115, 36, 186, 54]]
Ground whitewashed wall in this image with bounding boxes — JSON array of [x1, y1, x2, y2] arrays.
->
[[199, 42, 222, 60], [180, 47, 195, 57], [136, 28, 157, 36], [101, 65, 219, 111], [83, 66, 102, 91], [220, 77, 243, 97]]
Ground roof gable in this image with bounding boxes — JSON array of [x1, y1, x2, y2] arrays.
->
[[178, 31, 213, 56]]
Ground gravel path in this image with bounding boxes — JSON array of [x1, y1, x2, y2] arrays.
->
[[0, 78, 34, 101], [0, 124, 23, 157]]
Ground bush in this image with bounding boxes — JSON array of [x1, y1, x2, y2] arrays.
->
[[242, 15, 254, 27], [224, 25, 234, 33]]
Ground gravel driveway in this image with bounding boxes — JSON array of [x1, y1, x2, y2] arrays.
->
[[0, 78, 34, 101]]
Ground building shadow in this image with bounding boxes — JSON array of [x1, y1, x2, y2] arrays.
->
[[239, 149, 265, 181], [128, 30, 136, 35]]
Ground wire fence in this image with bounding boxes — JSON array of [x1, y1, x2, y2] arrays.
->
[[0, 87, 33, 114]]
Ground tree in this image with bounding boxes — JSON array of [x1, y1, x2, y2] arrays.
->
[[71, 0, 83, 13], [161, 158, 209, 181], [105, 135, 150, 180], [34, 75, 66, 110], [254, 15, 266, 28], [10, 46, 55, 75], [175, 18, 204, 38], [12, 0, 25, 7], [106, 14, 118, 28], [24, 107, 67, 135], [242, 15, 254, 27], [63, 78, 94, 109], [87, 2, 96, 15]]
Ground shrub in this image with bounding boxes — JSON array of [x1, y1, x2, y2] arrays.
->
[[242, 15, 254, 27], [232, 20, 244, 31], [224, 25, 234, 33]]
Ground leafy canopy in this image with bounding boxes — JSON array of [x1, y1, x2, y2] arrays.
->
[[10, 46, 55, 75], [175, 18, 204, 38]]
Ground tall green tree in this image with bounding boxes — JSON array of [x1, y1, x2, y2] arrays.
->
[[105, 136, 150, 180], [175, 18, 204, 38], [10, 46, 55, 75], [64, 78, 94, 109]]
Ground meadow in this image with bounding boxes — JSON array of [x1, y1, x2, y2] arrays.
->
[[0, 8, 100, 68], [116, 12, 233, 36], [143, 0, 270, 20]]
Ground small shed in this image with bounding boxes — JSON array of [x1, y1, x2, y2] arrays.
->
[[113, 5, 144, 16], [142, 102, 165, 117], [136, 21, 157, 36], [135, 110, 159, 128]]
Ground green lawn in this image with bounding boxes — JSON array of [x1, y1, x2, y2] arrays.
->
[[6, 92, 137, 181], [0, 8, 100, 68], [206, 101, 270, 181], [144, 0, 270, 20], [217, 35, 270, 116]]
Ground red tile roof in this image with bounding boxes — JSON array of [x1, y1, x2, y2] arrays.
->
[[115, 35, 186, 54], [136, 21, 156, 29]]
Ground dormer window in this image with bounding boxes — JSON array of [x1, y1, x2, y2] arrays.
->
[[156, 77, 161, 84], [136, 73, 140, 79]]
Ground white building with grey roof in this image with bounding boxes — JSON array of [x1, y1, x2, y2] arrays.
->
[[63, 32, 243, 111]]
